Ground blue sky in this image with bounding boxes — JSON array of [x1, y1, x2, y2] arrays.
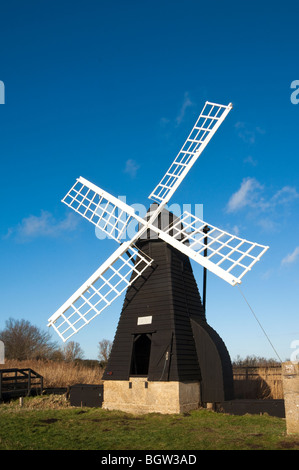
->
[[1, 0, 299, 362]]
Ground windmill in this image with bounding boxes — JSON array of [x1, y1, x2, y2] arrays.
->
[[48, 101, 269, 413]]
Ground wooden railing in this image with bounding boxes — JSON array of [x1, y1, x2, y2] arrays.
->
[[0, 368, 43, 401]]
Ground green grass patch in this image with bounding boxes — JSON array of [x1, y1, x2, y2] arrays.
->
[[0, 395, 298, 450]]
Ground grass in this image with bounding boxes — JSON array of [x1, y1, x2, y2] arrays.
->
[[0, 395, 298, 450]]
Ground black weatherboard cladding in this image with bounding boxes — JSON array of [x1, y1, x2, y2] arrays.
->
[[104, 209, 234, 402]]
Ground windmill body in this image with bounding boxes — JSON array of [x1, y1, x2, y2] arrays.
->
[[47, 101, 269, 413], [103, 207, 234, 413]]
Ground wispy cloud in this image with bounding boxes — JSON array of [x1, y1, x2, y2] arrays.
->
[[4, 210, 80, 242], [159, 92, 195, 129], [261, 269, 274, 280], [234, 121, 265, 145], [226, 178, 299, 233], [270, 186, 299, 206], [244, 155, 258, 167], [159, 117, 170, 127], [256, 217, 277, 232], [175, 92, 194, 126], [281, 246, 299, 266], [226, 178, 299, 214], [226, 177, 263, 213], [124, 159, 140, 178]]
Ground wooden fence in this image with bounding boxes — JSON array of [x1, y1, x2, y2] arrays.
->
[[233, 366, 283, 399]]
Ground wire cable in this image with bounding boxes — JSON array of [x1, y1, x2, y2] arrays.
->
[[237, 285, 282, 363]]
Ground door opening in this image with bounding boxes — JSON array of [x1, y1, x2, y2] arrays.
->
[[130, 333, 152, 376]]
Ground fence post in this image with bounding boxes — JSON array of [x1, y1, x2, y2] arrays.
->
[[27, 370, 31, 396]]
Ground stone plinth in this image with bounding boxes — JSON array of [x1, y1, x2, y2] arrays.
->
[[102, 378, 201, 414], [282, 362, 299, 434]]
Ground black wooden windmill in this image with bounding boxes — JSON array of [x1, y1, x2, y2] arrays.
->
[[48, 101, 269, 413]]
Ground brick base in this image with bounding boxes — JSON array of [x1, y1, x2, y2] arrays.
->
[[102, 378, 201, 414]]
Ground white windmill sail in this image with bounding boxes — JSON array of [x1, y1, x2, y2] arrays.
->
[[62, 176, 138, 243], [156, 212, 269, 286], [149, 101, 232, 205], [47, 242, 153, 341]]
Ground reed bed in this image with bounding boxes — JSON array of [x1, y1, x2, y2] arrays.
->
[[0, 361, 284, 399]]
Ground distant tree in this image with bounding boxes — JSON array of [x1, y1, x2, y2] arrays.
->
[[61, 341, 84, 362], [98, 339, 112, 365], [50, 349, 65, 362], [232, 355, 280, 367], [0, 318, 58, 360]]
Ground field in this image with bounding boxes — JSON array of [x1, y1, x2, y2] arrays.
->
[[0, 395, 299, 451]]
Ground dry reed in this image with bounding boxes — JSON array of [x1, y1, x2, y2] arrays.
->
[[0, 361, 284, 399], [0, 360, 104, 388]]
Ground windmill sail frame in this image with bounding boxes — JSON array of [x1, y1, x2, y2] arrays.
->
[[48, 243, 154, 341], [149, 101, 232, 204]]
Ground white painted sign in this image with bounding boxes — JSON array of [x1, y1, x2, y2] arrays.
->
[[137, 316, 152, 325]]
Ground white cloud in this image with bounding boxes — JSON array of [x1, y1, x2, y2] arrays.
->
[[226, 178, 299, 215], [244, 155, 258, 166], [226, 177, 263, 213], [159, 117, 170, 127], [271, 186, 299, 206], [281, 246, 299, 266], [256, 217, 278, 232], [234, 122, 265, 144], [175, 92, 194, 126], [231, 225, 240, 235], [5, 210, 80, 241], [261, 269, 274, 280], [124, 159, 140, 178], [159, 92, 195, 130]]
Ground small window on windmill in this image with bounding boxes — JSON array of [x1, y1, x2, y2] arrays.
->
[[130, 333, 152, 376]]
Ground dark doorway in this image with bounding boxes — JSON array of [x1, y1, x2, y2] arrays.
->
[[130, 334, 152, 376]]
